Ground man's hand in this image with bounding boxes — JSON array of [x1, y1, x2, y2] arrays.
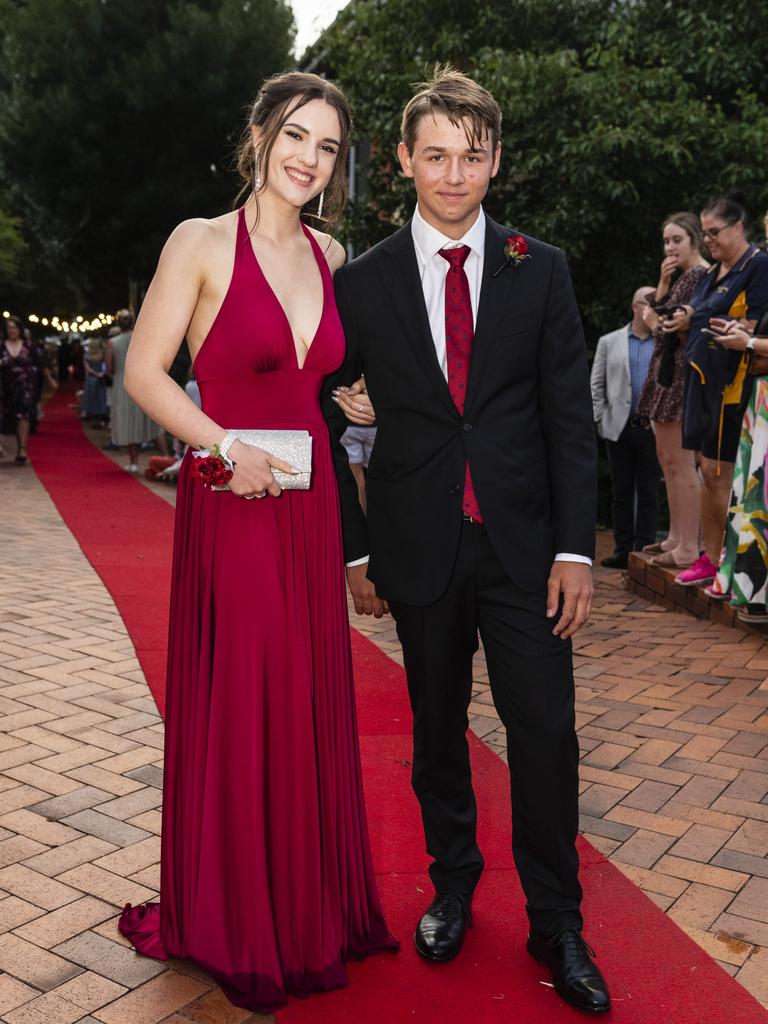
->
[[547, 561, 593, 639], [346, 562, 389, 618]]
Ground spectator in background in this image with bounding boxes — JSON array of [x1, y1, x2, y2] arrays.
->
[[330, 376, 377, 512], [106, 309, 167, 473], [184, 371, 201, 409], [669, 195, 768, 587], [82, 337, 109, 426], [143, 367, 203, 483], [0, 314, 57, 464], [637, 213, 709, 568], [26, 328, 48, 432], [101, 325, 120, 448], [591, 287, 660, 569], [57, 334, 71, 383], [341, 424, 376, 513], [708, 315, 768, 620], [70, 338, 84, 382]]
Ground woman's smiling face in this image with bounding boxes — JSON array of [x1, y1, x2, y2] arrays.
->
[[254, 98, 341, 211]]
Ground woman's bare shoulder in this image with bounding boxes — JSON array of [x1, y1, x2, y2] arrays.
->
[[153, 213, 237, 282], [165, 213, 235, 255], [307, 227, 346, 274]]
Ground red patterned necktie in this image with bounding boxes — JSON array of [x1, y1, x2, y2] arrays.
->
[[439, 245, 483, 523]]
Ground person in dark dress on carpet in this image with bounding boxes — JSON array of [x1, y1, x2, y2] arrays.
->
[[0, 315, 57, 462]]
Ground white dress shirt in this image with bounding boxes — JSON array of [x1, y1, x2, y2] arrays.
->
[[346, 204, 591, 568], [411, 202, 486, 379]]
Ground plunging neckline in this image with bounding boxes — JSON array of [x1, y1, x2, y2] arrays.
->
[[3, 340, 24, 359], [245, 213, 327, 372]]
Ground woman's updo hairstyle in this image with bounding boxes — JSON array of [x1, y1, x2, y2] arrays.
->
[[234, 71, 352, 226], [663, 211, 709, 260], [701, 191, 748, 230]]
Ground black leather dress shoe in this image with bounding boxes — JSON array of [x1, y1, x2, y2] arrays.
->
[[414, 892, 470, 962], [527, 928, 611, 1013], [601, 553, 628, 569]]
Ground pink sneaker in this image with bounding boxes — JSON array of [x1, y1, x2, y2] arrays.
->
[[704, 580, 728, 600], [675, 554, 718, 587]]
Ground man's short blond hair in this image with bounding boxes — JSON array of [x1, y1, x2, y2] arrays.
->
[[401, 64, 502, 155]]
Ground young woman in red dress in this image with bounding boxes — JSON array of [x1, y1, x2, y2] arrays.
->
[[117, 72, 397, 1014]]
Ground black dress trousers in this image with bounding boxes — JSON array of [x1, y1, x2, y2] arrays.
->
[[605, 420, 661, 556], [389, 520, 583, 936]]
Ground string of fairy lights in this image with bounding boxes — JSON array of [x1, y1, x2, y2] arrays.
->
[[2, 309, 116, 333]]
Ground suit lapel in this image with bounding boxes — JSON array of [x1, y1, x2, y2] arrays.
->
[[465, 217, 520, 412], [379, 223, 459, 418]]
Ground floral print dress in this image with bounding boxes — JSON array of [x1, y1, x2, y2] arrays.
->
[[0, 340, 43, 426], [637, 266, 708, 423]]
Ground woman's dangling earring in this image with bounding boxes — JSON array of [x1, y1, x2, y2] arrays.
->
[[253, 150, 261, 192], [316, 189, 324, 219]]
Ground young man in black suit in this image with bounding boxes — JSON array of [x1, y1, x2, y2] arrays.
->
[[324, 67, 608, 1014]]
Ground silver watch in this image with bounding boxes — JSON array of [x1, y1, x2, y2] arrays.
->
[[746, 335, 757, 352]]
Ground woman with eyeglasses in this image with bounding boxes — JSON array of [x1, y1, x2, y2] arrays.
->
[[661, 195, 768, 589], [707, 316, 768, 620]]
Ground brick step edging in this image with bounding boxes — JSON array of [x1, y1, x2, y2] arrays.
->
[[626, 552, 768, 635]]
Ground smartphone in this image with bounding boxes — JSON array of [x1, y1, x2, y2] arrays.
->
[[709, 317, 732, 332]]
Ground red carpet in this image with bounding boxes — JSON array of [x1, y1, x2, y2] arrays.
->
[[28, 388, 171, 714], [28, 388, 768, 1023]]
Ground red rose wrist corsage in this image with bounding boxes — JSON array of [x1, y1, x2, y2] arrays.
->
[[191, 443, 234, 488]]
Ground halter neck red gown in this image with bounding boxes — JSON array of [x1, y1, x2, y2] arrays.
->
[[119, 208, 398, 1013]]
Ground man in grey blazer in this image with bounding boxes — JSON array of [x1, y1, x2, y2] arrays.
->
[[591, 287, 660, 568]]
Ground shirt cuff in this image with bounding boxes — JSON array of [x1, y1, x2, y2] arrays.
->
[[555, 553, 593, 566], [346, 556, 370, 567]]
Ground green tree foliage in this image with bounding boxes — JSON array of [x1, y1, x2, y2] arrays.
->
[[0, 206, 27, 284], [307, 0, 768, 340], [0, 0, 294, 312]]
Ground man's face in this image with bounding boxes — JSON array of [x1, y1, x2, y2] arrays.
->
[[631, 288, 654, 318], [397, 112, 500, 236]]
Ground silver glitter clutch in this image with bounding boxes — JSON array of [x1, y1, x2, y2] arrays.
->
[[213, 429, 313, 490]]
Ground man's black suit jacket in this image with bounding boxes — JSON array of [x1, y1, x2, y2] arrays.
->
[[323, 214, 597, 606]]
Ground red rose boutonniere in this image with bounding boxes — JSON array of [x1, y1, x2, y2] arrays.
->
[[191, 443, 234, 488], [493, 235, 531, 278]]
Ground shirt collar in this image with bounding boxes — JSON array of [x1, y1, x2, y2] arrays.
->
[[411, 204, 486, 267], [628, 325, 652, 342]]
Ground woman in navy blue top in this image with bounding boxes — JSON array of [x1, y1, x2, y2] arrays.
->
[[662, 196, 768, 588]]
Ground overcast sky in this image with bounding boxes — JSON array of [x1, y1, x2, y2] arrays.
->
[[292, 0, 349, 57]]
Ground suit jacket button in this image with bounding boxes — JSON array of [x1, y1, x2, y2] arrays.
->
[[462, 423, 473, 432], [449, 484, 461, 495]]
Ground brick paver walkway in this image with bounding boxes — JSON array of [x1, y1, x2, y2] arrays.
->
[[2, 436, 768, 1019]]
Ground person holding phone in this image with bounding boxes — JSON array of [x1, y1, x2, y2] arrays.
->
[[637, 213, 709, 569], [664, 195, 768, 589], [705, 316, 768, 619]]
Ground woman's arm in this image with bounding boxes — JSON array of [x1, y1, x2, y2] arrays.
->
[[31, 344, 57, 390], [124, 220, 228, 450], [124, 219, 294, 497]]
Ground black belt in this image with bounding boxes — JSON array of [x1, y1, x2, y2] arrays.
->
[[628, 415, 648, 428]]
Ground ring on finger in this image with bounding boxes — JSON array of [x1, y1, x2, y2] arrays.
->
[[255, 490, 267, 499], [243, 494, 257, 501]]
